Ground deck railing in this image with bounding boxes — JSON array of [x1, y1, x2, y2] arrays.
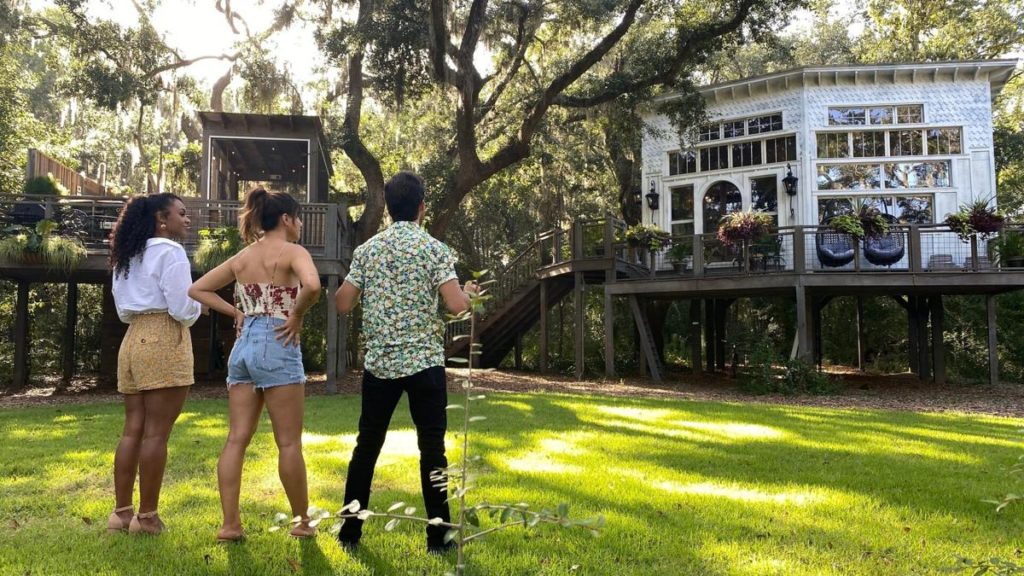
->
[[623, 223, 1024, 279], [0, 194, 349, 260]]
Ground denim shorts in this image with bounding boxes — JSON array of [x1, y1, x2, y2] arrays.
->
[[226, 316, 306, 389]]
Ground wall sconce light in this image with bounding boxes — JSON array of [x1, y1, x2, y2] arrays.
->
[[782, 163, 799, 197], [645, 180, 660, 210]]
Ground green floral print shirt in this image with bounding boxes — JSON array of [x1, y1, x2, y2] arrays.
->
[[345, 221, 458, 379]]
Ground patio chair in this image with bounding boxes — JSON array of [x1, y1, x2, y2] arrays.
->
[[863, 214, 905, 266], [815, 218, 855, 267]]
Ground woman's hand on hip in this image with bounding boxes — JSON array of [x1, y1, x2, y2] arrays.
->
[[274, 314, 303, 347]]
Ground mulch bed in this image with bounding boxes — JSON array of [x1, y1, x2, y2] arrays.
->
[[2, 369, 1023, 418]]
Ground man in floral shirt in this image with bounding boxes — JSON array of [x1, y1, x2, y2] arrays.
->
[[334, 171, 477, 554]]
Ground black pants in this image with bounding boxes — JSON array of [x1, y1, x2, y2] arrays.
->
[[339, 366, 451, 546]]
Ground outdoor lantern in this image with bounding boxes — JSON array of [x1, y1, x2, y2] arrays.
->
[[782, 164, 799, 197], [645, 180, 660, 210]]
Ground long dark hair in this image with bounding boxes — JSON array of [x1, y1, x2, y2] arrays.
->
[[109, 193, 181, 278], [239, 187, 300, 244]]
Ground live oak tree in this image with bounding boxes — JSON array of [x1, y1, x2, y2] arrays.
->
[[314, 0, 804, 242]]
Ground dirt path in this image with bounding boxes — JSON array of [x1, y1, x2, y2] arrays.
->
[[2, 369, 1023, 418]]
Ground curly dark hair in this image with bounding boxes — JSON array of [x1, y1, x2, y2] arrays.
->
[[109, 193, 181, 278]]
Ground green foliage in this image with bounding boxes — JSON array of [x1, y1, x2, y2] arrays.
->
[[992, 231, 1024, 264], [23, 173, 68, 196], [192, 227, 242, 272], [0, 219, 86, 272], [741, 339, 838, 395], [828, 213, 864, 238], [945, 198, 1006, 242], [716, 210, 773, 246], [622, 224, 671, 252]]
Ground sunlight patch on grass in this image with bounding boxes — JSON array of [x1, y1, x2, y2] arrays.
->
[[785, 435, 981, 463], [655, 480, 824, 506], [593, 405, 677, 421], [670, 420, 787, 440], [503, 456, 582, 475], [489, 399, 534, 413]]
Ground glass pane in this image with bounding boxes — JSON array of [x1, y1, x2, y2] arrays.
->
[[818, 197, 853, 223], [869, 107, 894, 124], [723, 120, 745, 139], [670, 185, 694, 221], [770, 114, 783, 131], [896, 196, 933, 223], [829, 108, 866, 126], [699, 124, 721, 142], [896, 105, 923, 124], [817, 133, 848, 158], [671, 222, 695, 236], [852, 131, 886, 157], [927, 128, 961, 155], [892, 130, 923, 156], [816, 164, 882, 190], [885, 161, 951, 188], [751, 176, 778, 213], [669, 152, 679, 176], [703, 181, 742, 231]]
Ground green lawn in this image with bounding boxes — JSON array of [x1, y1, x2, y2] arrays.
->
[[1, 391, 1022, 575]]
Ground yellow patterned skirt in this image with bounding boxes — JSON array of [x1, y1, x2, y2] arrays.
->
[[117, 312, 194, 394]]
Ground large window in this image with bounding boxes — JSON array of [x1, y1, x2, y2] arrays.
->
[[814, 127, 961, 158], [670, 185, 695, 236], [699, 124, 721, 142], [751, 176, 779, 226], [829, 104, 923, 126], [817, 195, 933, 224], [747, 114, 783, 135], [816, 164, 883, 190], [884, 161, 951, 188], [703, 181, 742, 232]]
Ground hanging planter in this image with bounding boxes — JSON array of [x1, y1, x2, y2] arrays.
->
[[622, 224, 671, 252], [716, 211, 773, 246]]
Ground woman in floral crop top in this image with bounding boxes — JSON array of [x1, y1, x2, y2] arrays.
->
[[189, 187, 321, 542]]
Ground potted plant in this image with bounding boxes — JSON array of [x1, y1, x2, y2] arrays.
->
[[666, 241, 691, 273], [717, 211, 773, 246], [193, 226, 243, 271], [0, 219, 87, 272], [827, 203, 890, 241], [622, 224, 672, 252], [944, 198, 1005, 242], [992, 230, 1024, 268]]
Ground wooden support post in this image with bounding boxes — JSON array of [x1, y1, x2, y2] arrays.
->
[[13, 281, 30, 388], [574, 271, 585, 380], [539, 280, 548, 373], [689, 299, 701, 373], [704, 298, 716, 372], [856, 296, 865, 372], [62, 282, 79, 385], [795, 283, 814, 362], [906, 296, 920, 375], [714, 299, 728, 371], [916, 296, 931, 381], [930, 295, 945, 384], [813, 298, 823, 370], [326, 275, 339, 394], [603, 287, 615, 378], [987, 294, 999, 385]]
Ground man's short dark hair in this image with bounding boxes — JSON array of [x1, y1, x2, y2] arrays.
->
[[385, 171, 425, 222]]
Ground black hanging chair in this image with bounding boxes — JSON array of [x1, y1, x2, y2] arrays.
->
[[816, 217, 855, 267], [863, 214, 905, 266]]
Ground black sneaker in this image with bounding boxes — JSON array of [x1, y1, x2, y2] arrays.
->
[[427, 541, 455, 555]]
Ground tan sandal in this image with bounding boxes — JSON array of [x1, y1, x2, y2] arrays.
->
[[128, 510, 163, 535], [106, 505, 134, 533]]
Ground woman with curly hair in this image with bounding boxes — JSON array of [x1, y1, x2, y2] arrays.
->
[[106, 193, 203, 536], [189, 187, 320, 541]]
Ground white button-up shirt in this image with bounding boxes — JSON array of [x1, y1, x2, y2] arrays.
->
[[112, 237, 202, 327]]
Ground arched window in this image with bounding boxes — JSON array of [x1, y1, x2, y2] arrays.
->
[[702, 181, 742, 232]]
